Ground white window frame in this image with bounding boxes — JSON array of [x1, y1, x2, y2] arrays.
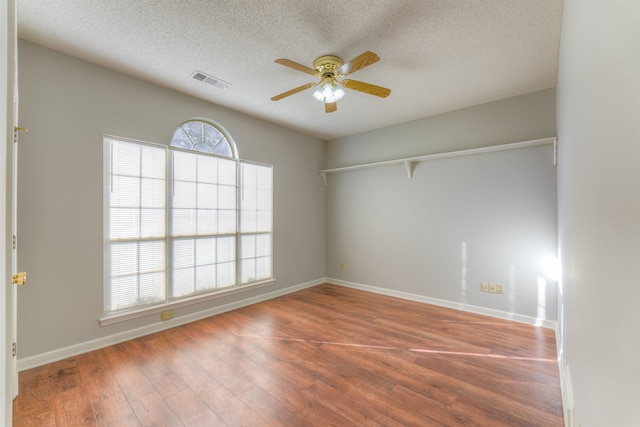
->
[[101, 131, 273, 326]]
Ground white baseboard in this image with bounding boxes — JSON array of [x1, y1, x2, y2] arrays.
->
[[327, 278, 558, 329], [17, 278, 323, 372], [559, 362, 575, 427], [19, 277, 558, 371]]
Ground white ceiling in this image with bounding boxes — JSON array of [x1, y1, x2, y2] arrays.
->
[[17, 0, 563, 141]]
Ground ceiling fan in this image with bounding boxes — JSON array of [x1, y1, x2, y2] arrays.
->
[[270, 51, 391, 113]]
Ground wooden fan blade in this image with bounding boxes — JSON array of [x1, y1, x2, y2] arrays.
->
[[325, 102, 337, 113], [271, 82, 317, 101], [337, 51, 380, 76], [274, 58, 320, 77], [341, 79, 391, 98]]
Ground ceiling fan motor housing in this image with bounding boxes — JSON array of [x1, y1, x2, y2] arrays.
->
[[314, 55, 343, 78]]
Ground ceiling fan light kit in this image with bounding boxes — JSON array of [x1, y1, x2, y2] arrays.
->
[[271, 51, 391, 113], [312, 81, 345, 103]]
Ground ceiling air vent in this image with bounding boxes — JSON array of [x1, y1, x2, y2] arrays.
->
[[190, 70, 231, 89]]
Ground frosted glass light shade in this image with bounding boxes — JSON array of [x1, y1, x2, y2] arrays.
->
[[313, 81, 346, 103]]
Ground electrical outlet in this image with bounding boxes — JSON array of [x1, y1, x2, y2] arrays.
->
[[497, 283, 504, 294], [481, 282, 489, 292], [489, 283, 497, 293], [339, 262, 345, 270], [160, 310, 174, 321]]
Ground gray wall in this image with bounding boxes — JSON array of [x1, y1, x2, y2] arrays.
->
[[17, 41, 326, 358], [557, 1, 640, 425], [326, 90, 558, 321], [17, 40, 559, 362], [326, 89, 556, 168]]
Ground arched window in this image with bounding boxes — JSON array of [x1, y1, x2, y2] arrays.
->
[[103, 119, 272, 318], [170, 119, 238, 158]]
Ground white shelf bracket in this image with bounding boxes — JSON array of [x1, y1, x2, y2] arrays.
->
[[404, 160, 414, 179], [319, 172, 327, 186]]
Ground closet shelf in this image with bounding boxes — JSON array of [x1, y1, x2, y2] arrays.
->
[[319, 137, 557, 186]]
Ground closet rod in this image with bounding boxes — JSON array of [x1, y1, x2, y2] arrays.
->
[[319, 136, 557, 185]]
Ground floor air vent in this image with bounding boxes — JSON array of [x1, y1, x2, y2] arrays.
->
[[191, 71, 231, 89]]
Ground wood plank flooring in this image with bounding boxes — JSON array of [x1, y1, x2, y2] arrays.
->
[[13, 283, 564, 426]]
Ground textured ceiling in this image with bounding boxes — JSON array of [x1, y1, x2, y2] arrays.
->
[[17, 0, 563, 141]]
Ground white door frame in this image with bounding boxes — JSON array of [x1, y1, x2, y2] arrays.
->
[[2, 0, 18, 425]]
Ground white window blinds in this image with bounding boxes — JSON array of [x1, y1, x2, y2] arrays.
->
[[240, 162, 273, 284], [169, 150, 238, 298], [104, 140, 167, 312], [104, 136, 273, 314]]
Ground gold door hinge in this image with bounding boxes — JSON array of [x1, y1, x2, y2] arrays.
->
[[12, 272, 26, 286], [12, 342, 16, 358], [13, 126, 28, 144]]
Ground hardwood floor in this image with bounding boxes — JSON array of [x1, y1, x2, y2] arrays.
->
[[13, 284, 564, 426]]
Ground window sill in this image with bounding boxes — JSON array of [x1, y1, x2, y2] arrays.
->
[[99, 279, 276, 326]]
